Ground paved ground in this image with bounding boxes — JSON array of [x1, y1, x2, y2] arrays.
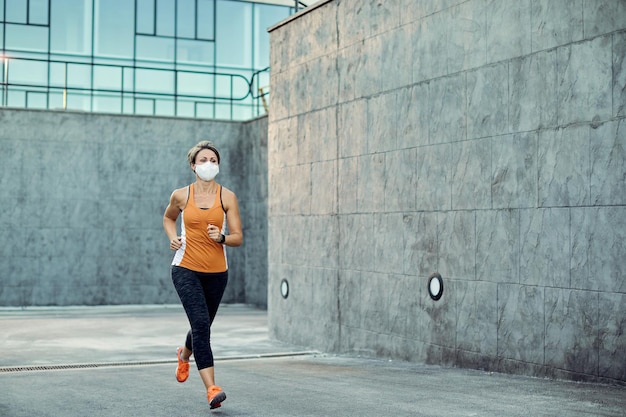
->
[[1, 304, 624, 417]]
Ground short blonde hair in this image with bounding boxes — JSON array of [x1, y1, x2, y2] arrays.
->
[[187, 141, 221, 165]]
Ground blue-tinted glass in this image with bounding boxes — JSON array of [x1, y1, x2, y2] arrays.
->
[[176, 100, 194, 117], [197, 0, 214, 40], [49, 91, 64, 108], [49, 62, 67, 87], [176, 38, 213, 65], [0, 24, 4, 49], [95, 0, 134, 58], [93, 65, 121, 91], [215, 70, 248, 99], [66, 92, 90, 111], [5, 24, 48, 51], [26, 91, 47, 108], [122, 97, 133, 113], [0, 0, 4, 20], [7, 90, 25, 106], [66, 62, 90, 89], [123, 67, 133, 90], [29, 0, 49, 25], [8, 58, 47, 84], [135, 68, 173, 94], [6, 0, 26, 23], [136, 0, 155, 35], [155, 98, 174, 116], [177, 71, 214, 96], [136, 35, 174, 62], [135, 98, 155, 115], [93, 94, 121, 113], [50, 0, 93, 54], [254, 4, 289, 68], [196, 102, 214, 119], [176, 0, 194, 38], [156, 0, 174, 36], [216, 0, 250, 68]]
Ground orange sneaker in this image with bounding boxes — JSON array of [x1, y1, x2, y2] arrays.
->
[[207, 385, 226, 409], [175, 347, 189, 383]]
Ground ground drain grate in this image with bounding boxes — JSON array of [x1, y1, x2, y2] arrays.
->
[[0, 351, 319, 373]]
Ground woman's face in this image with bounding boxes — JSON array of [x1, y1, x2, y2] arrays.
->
[[194, 148, 219, 167]]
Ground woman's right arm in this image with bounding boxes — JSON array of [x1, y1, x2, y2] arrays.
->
[[163, 188, 185, 251]]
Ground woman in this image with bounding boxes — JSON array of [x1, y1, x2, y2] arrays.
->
[[163, 140, 243, 409]]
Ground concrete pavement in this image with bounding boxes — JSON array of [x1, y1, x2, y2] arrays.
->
[[1, 304, 624, 417]]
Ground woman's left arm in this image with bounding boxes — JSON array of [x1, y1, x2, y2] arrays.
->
[[223, 187, 243, 247]]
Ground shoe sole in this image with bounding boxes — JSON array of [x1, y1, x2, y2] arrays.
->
[[209, 392, 227, 409]]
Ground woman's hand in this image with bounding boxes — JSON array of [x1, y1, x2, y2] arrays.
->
[[169, 236, 182, 251], [207, 224, 223, 243]]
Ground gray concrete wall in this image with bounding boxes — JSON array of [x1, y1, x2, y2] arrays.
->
[[267, 0, 626, 384], [0, 108, 268, 307]]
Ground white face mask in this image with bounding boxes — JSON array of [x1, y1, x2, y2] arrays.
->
[[195, 162, 219, 181]]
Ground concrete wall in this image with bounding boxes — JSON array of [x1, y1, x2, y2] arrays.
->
[[0, 108, 268, 307], [267, 0, 626, 383]]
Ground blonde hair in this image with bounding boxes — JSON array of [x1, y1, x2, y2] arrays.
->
[[187, 141, 221, 165]]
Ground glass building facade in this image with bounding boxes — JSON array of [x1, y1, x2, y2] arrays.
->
[[0, 0, 298, 120]]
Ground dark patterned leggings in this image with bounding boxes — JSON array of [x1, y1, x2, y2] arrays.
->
[[171, 266, 228, 370]]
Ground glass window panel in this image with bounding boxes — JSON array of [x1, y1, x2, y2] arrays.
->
[[123, 67, 134, 90], [6, 0, 26, 23], [66, 63, 91, 89], [177, 71, 214, 97], [135, 68, 173, 94], [156, 0, 174, 37], [176, 39, 213, 65], [5, 23, 48, 51], [93, 65, 121, 91], [49, 62, 67, 88], [29, 0, 49, 25], [0, 1, 4, 20], [66, 92, 90, 111], [197, 0, 214, 40], [122, 97, 133, 113], [136, 35, 174, 63], [26, 91, 47, 108], [136, 0, 155, 35], [7, 89, 25, 106], [94, 0, 134, 58], [215, 70, 249, 100], [135, 98, 155, 115], [49, 91, 64, 109], [176, 0, 194, 38], [155, 98, 174, 116], [216, 0, 251, 68], [176, 100, 194, 117], [50, 0, 93, 55], [196, 102, 214, 119], [254, 4, 289, 68], [8, 58, 47, 85], [93, 94, 121, 113], [0, 24, 4, 49], [214, 101, 232, 120]]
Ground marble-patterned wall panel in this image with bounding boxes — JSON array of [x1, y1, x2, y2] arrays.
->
[[373, 213, 405, 275], [614, 31, 626, 117], [359, 271, 392, 334], [338, 269, 362, 329], [281, 216, 311, 267], [423, 277, 458, 349], [411, 12, 448, 83], [269, 72, 289, 122], [338, 214, 375, 272], [0, 140, 23, 200], [369, 0, 401, 38], [396, 83, 429, 149], [384, 148, 417, 212], [598, 292, 626, 381], [429, 73, 466, 145], [437, 210, 475, 280], [571, 207, 626, 293], [497, 284, 545, 365], [310, 160, 337, 215], [467, 63, 509, 139], [338, 100, 368, 158], [447, 1, 487, 73], [583, 0, 626, 38], [538, 125, 590, 207], [491, 132, 538, 209], [456, 280, 498, 356], [336, 0, 369, 48], [289, 163, 311, 214], [356, 35, 384, 99], [556, 35, 612, 125], [476, 209, 520, 284], [310, 53, 339, 112], [399, 0, 464, 26], [367, 92, 398, 153], [519, 208, 570, 288], [389, 273, 423, 338], [269, 25, 288, 74], [484, 0, 531, 64], [545, 288, 599, 376], [337, 157, 358, 214], [530, 0, 583, 52], [590, 119, 626, 205], [316, 107, 338, 163], [306, 215, 339, 269], [415, 143, 452, 211], [290, 61, 314, 116], [337, 43, 363, 103], [451, 138, 491, 210], [268, 165, 290, 215], [509, 50, 558, 132], [356, 153, 385, 213], [267, 217, 282, 265], [300, 1, 338, 65], [380, 25, 412, 92], [403, 212, 438, 277], [2, 257, 40, 306], [297, 112, 316, 165]]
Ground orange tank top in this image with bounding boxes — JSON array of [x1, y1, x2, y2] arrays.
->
[[172, 184, 228, 273]]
